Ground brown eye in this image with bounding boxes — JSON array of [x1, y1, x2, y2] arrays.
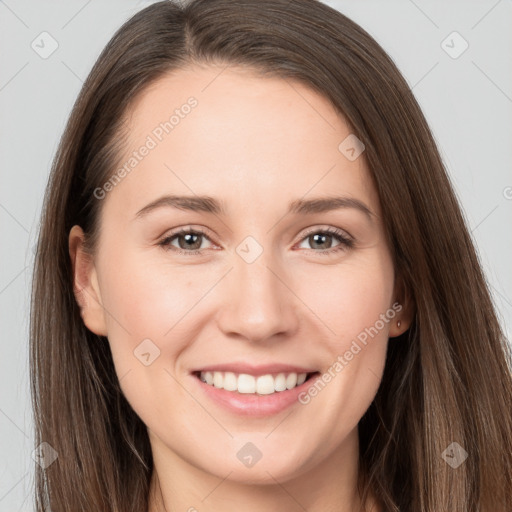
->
[[297, 228, 354, 253], [176, 232, 203, 250], [307, 233, 336, 250], [159, 229, 214, 254]]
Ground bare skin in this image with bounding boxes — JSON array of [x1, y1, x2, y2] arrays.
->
[[69, 64, 412, 512]]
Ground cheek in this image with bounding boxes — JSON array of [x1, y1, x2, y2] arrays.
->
[[295, 255, 394, 409], [100, 240, 207, 326], [96, 245, 230, 377], [300, 256, 395, 346], [294, 257, 394, 426], [95, 248, 194, 368], [95, 249, 208, 420]]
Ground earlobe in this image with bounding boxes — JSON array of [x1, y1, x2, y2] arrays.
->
[[389, 276, 415, 338], [389, 317, 405, 338], [389, 308, 413, 338], [68, 225, 108, 336]]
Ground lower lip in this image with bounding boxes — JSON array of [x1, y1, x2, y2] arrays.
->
[[191, 373, 320, 417]]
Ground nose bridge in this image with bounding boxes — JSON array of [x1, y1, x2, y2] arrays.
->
[[216, 242, 298, 342]]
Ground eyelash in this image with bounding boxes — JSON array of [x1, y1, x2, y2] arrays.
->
[[157, 226, 354, 256]]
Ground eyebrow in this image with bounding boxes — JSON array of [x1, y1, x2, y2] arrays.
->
[[134, 194, 374, 220]]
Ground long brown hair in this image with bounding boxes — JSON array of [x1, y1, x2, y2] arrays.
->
[[30, 1, 512, 510]]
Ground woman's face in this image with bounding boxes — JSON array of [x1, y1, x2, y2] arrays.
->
[[71, 65, 405, 485]]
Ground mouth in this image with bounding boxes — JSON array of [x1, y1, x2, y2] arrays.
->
[[192, 370, 321, 396]]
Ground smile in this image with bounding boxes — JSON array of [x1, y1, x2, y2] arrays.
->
[[192, 369, 321, 416], [195, 370, 317, 395]]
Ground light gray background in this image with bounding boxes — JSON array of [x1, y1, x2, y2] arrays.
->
[[1, 0, 511, 509]]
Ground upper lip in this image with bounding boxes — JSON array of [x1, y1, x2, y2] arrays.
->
[[191, 362, 318, 377]]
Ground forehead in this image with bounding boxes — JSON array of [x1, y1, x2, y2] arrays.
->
[[105, 64, 378, 219]]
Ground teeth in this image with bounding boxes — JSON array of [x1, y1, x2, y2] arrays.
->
[[199, 371, 309, 395], [223, 372, 237, 391], [286, 373, 297, 389]]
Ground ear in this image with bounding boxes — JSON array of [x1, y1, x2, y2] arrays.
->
[[388, 273, 415, 338], [69, 225, 108, 336]]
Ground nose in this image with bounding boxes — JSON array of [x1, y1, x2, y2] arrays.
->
[[215, 250, 299, 343]]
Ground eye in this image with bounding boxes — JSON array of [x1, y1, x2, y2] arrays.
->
[[296, 227, 354, 254], [158, 228, 216, 255], [157, 226, 354, 256]]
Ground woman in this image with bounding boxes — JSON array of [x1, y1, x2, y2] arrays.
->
[[30, 0, 512, 511]]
